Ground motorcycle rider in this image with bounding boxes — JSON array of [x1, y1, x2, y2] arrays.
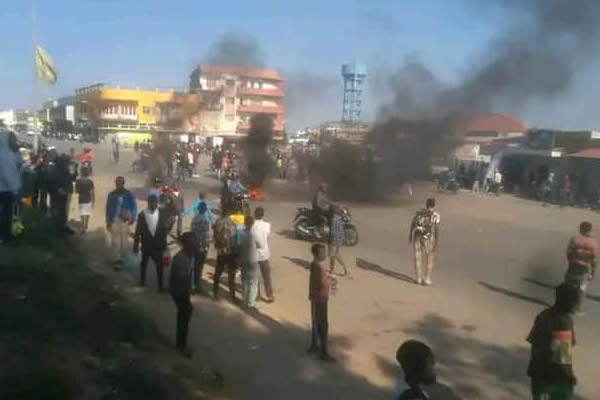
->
[[222, 171, 246, 215]]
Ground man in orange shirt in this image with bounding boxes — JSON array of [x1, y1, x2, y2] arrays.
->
[[565, 221, 597, 314]]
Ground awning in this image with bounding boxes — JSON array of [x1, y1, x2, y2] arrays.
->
[[569, 148, 600, 159]]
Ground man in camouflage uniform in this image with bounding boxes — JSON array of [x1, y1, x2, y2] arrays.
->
[[409, 198, 440, 286]]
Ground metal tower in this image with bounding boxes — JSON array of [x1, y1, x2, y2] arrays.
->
[[341, 63, 367, 123]]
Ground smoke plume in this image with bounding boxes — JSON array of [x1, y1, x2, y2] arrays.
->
[[244, 114, 273, 188], [205, 32, 264, 68], [321, 0, 600, 201]]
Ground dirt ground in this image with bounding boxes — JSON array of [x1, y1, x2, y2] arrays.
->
[[55, 139, 598, 400]]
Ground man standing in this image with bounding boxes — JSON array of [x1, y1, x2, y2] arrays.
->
[[49, 154, 75, 234], [253, 206, 274, 302], [527, 283, 579, 399], [212, 209, 237, 301], [190, 202, 211, 294], [409, 198, 441, 286], [133, 194, 168, 291], [75, 166, 95, 232], [105, 176, 137, 268], [169, 232, 196, 359], [307, 243, 336, 362], [241, 215, 259, 310], [565, 221, 597, 314], [329, 205, 348, 276], [0, 130, 22, 243], [181, 191, 213, 223]]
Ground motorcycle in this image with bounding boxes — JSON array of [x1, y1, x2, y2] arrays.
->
[[221, 191, 251, 216], [293, 207, 359, 247]]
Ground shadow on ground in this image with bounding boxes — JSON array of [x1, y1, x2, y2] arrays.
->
[[82, 228, 394, 400], [281, 256, 311, 270], [479, 281, 550, 307], [355, 258, 417, 285]]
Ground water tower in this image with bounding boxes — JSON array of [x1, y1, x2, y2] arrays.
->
[[341, 63, 367, 123]]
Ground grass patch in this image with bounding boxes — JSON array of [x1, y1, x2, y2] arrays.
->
[[0, 208, 217, 399]]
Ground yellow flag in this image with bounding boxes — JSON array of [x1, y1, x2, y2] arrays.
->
[[34, 45, 57, 84]]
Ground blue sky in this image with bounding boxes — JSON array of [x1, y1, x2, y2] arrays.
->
[[0, 0, 534, 129]]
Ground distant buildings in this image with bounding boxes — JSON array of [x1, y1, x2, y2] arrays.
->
[[74, 83, 199, 140], [189, 64, 285, 138], [0, 109, 36, 133], [341, 63, 367, 124]]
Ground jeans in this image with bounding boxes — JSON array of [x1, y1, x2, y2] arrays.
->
[[193, 249, 208, 292], [242, 262, 259, 308], [310, 301, 329, 355], [258, 260, 274, 299], [140, 249, 165, 290], [0, 192, 14, 242], [172, 294, 192, 349]]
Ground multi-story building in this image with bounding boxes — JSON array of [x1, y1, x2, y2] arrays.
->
[[38, 96, 75, 134], [74, 83, 199, 140], [0, 109, 32, 133], [341, 63, 367, 124], [189, 64, 285, 138]]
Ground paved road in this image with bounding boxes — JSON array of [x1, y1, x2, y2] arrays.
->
[[45, 138, 598, 399]]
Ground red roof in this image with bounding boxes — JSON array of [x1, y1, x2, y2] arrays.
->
[[455, 113, 526, 135], [570, 148, 600, 159], [199, 64, 283, 81]]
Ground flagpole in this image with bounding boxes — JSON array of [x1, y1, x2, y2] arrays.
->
[[32, 0, 39, 155]]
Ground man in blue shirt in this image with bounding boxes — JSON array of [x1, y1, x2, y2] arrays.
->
[[181, 191, 212, 223], [105, 176, 137, 268]]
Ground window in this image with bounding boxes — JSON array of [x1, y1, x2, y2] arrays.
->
[[226, 79, 235, 87], [226, 97, 235, 105], [143, 106, 150, 114], [225, 114, 235, 121]]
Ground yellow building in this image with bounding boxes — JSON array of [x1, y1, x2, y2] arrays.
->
[[75, 83, 201, 142]]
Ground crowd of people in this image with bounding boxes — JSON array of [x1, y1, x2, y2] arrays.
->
[[2, 128, 597, 399]]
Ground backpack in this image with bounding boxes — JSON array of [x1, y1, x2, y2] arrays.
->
[[412, 209, 434, 239]]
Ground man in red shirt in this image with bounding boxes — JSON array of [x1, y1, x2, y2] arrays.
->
[[565, 221, 597, 314], [307, 243, 336, 362]]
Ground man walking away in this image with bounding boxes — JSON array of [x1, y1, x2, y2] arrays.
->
[[328, 205, 348, 276], [191, 202, 211, 294], [253, 207, 274, 302], [527, 283, 579, 400], [212, 209, 237, 301], [409, 198, 441, 286], [169, 232, 196, 359], [181, 191, 213, 223], [134, 194, 168, 291], [395, 340, 437, 399], [49, 154, 75, 234], [105, 176, 137, 268], [565, 221, 597, 314], [0, 130, 22, 243], [75, 166, 95, 232], [241, 215, 259, 310], [308, 243, 336, 362]]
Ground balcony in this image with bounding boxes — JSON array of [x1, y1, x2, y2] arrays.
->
[[238, 86, 283, 98], [100, 113, 137, 121], [237, 104, 283, 114]]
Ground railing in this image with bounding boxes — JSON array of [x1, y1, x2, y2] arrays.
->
[[238, 87, 284, 97]]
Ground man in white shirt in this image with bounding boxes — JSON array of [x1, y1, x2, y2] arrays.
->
[[252, 207, 274, 303], [134, 194, 168, 291]]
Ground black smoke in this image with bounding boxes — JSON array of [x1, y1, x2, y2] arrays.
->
[[205, 32, 264, 68], [244, 114, 273, 188], [321, 0, 600, 201]]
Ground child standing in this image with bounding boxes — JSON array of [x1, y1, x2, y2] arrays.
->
[[75, 166, 95, 232], [307, 243, 336, 362]]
